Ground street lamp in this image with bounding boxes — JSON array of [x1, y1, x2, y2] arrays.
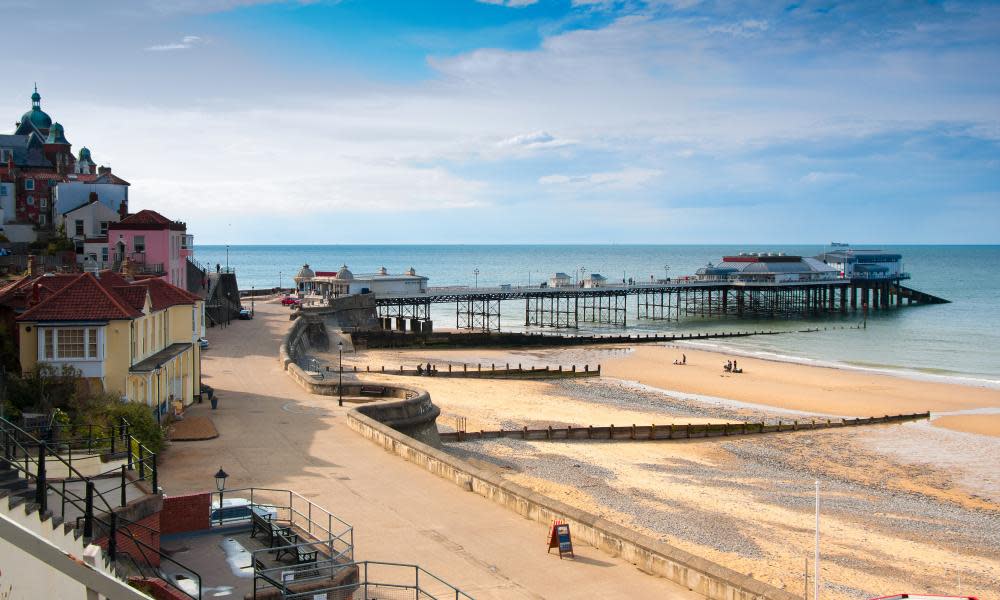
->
[[579, 266, 586, 287], [337, 341, 344, 407], [473, 268, 480, 289], [664, 264, 670, 282], [251, 285, 255, 317], [214, 466, 228, 526], [225, 245, 230, 271]]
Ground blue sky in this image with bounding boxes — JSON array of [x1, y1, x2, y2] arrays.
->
[[3, 0, 998, 243]]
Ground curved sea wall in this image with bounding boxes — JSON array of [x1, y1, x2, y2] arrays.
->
[[280, 307, 799, 599], [347, 409, 801, 600], [280, 315, 442, 446]]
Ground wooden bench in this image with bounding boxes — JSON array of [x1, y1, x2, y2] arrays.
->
[[359, 385, 385, 396], [274, 529, 318, 564], [250, 510, 291, 548]]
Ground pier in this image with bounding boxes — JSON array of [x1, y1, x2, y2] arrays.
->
[[372, 279, 940, 332]]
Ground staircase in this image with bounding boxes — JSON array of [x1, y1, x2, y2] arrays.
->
[[891, 284, 950, 304], [0, 418, 201, 599]]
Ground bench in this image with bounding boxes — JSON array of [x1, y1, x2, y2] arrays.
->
[[250, 510, 291, 548], [274, 529, 318, 564], [359, 385, 385, 396]]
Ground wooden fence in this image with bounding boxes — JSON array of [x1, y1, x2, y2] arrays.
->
[[439, 412, 931, 443]]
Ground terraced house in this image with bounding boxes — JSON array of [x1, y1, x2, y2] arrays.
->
[[14, 270, 204, 414]]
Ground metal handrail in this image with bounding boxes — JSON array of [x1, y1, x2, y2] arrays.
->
[[0, 417, 201, 599]]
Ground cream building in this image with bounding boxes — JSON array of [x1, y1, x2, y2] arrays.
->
[[16, 271, 203, 415]]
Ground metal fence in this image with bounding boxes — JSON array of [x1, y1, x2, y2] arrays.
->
[[282, 561, 475, 600]]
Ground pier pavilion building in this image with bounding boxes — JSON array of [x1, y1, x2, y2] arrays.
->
[[296, 264, 428, 297], [696, 253, 841, 284]]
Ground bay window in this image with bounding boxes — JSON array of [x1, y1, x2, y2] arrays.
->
[[40, 327, 102, 361]]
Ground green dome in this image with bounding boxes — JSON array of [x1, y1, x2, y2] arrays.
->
[[21, 86, 52, 130], [45, 122, 69, 144], [78, 147, 92, 161]]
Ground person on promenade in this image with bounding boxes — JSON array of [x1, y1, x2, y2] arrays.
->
[[416, 364, 423, 375]]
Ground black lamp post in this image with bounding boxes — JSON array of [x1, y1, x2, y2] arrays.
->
[[337, 341, 344, 407], [251, 285, 255, 317], [214, 466, 228, 526]]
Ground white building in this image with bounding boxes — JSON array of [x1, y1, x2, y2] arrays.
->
[[53, 179, 127, 217], [549, 272, 572, 287], [297, 264, 429, 297], [582, 273, 607, 288], [816, 249, 905, 281], [698, 253, 841, 284], [56, 196, 119, 265]]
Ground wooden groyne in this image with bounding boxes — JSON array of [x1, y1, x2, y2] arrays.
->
[[352, 327, 843, 350], [439, 412, 931, 443], [323, 363, 601, 379]]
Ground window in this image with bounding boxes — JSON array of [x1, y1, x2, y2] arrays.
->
[[0, 185, 7, 196], [75, 220, 85, 236], [134, 235, 145, 253], [41, 328, 101, 360], [26, 196, 34, 206], [25, 179, 35, 191], [99, 221, 108, 235], [0, 149, 9, 162], [40, 197, 47, 209], [58, 329, 85, 358], [39, 214, 46, 226], [101, 247, 108, 262]]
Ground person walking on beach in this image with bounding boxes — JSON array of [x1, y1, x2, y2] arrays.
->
[[682, 354, 686, 365]]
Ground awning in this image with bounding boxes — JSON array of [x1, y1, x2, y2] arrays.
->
[[130, 342, 192, 373]]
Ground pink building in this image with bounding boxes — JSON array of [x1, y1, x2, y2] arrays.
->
[[107, 209, 193, 288]]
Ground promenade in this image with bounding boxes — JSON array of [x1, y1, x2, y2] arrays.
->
[[158, 302, 702, 599]]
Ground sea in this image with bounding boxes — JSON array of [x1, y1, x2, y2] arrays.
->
[[195, 244, 1000, 386]]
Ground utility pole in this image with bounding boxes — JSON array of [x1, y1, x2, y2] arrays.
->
[[815, 481, 820, 600]]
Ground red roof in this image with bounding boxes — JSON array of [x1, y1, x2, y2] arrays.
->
[[109, 209, 186, 231], [0, 273, 78, 311], [315, 271, 338, 277], [17, 273, 143, 322], [130, 277, 199, 311], [15, 270, 200, 322], [113, 286, 149, 311]]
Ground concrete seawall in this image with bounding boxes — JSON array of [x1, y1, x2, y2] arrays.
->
[[282, 308, 801, 600], [280, 316, 442, 446], [346, 409, 801, 600]]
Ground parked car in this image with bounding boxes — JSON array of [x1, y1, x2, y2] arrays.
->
[[198, 337, 209, 349], [280, 295, 301, 306], [238, 307, 253, 320], [209, 498, 277, 525]]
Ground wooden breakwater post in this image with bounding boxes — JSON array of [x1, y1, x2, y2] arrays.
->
[[438, 413, 931, 444]]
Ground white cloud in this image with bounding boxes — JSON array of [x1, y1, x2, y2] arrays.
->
[[145, 35, 204, 51], [496, 131, 575, 150], [800, 171, 857, 185], [476, 0, 539, 7], [708, 19, 770, 37], [539, 168, 662, 188]]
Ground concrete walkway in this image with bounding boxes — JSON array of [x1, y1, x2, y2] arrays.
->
[[158, 303, 703, 599]]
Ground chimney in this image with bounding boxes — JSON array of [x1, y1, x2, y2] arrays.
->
[[89, 191, 99, 204], [98, 166, 111, 176], [118, 199, 128, 220], [32, 282, 40, 304], [28, 255, 41, 277]]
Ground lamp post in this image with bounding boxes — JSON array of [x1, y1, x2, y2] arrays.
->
[[579, 266, 586, 287], [337, 341, 344, 407], [214, 467, 228, 526], [251, 285, 255, 317], [278, 270, 282, 293], [473, 268, 479, 289], [664, 264, 670, 282], [225, 245, 229, 272]]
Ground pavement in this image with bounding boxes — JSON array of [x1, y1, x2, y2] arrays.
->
[[168, 416, 219, 441], [157, 302, 704, 600]]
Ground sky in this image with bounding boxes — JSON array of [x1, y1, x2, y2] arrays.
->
[[2, 0, 998, 244]]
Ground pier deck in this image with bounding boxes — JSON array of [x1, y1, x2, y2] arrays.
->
[[371, 278, 933, 331]]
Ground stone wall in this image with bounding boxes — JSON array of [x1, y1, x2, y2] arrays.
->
[[347, 409, 802, 600]]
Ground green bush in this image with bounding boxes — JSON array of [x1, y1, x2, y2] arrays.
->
[[103, 401, 164, 454]]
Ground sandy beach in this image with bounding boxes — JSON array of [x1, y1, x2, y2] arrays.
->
[[317, 338, 1000, 599]]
